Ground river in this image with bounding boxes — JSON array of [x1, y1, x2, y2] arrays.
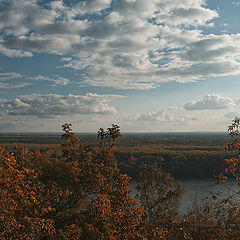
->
[[129, 179, 240, 213], [179, 179, 240, 213]]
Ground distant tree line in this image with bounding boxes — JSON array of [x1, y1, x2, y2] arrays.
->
[[116, 149, 232, 180]]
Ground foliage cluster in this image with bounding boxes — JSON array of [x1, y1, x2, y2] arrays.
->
[[1, 121, 240, 239]]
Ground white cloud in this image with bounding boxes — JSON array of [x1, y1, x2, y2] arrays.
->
[[184, 94, 235, 110], [0, 72, 71, 87], [0, 0, 240, 89], [0, 42, 33, 57], [73, 0, 111, 14], [0, 82, 31, 89], [0, 72, 30, 88], [125, 111, 173, 122], [0, 72, 24, 80], [61, 57, 72, 62], [156, 4, 218, 26], [0, 93, 122, 118], [31, 75, 70, 86], [125, 107, 195, 124]]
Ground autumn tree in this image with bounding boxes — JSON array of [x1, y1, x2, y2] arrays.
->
[[0, 124, 172, 239], [0, 146, 56, 239]]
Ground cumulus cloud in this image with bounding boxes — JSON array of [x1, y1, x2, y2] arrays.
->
[[0, 71, 30, 88], [0, 82, 31, 89], [0, 72, 24, 80], [156, 3, 218, 26], [125, 107, 195, 124], [31, 75, 70, 86], [0, 42, 33, 57], [184, 94, 235, 110], [0, 0, 240, 89], [0, 72, 71, 87], [0, 93, 122, 118], [125, 111, 174, 122]]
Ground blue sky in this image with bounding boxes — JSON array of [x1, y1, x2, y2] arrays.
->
[[0, 0, 240, 132]]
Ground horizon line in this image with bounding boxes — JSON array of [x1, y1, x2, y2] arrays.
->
[[0, 131, 228, 135]]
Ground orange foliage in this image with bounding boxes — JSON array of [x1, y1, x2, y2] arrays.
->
[[0, 124, 168, 239], [2, 121, 240, 239]]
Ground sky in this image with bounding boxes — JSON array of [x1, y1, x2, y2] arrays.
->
[[0, 0, 240, 132]]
